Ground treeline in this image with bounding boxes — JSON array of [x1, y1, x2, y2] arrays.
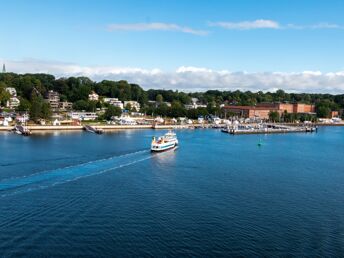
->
[[0, 73, 343, 120]]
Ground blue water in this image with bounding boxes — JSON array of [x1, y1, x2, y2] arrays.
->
[[0, 127, 343, 256]]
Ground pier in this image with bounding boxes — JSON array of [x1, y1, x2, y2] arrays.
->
[[223, 123, 317, 135]]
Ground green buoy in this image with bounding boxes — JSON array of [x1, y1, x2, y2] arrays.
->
[[257, 138, 263, 147]]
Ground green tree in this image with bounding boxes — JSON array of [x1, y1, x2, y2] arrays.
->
[[16, 98, 31, 112], [103, 105, 122, 120], [0, 82, 11, 106], [73, 100, 89, 111], [125, 103, 132, 111], [29, 93, 44, 122], [316, 106, 331, 118], [41, 102, 52, 120], [268, 111, 280, 122], [156, 94, 163, 104]]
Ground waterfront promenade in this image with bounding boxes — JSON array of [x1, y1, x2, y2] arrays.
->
[[0, 122, 343, 133], [0, 124, 202, 132]]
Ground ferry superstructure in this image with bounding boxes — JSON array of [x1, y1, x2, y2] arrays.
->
[[151, 131, 178, 152]]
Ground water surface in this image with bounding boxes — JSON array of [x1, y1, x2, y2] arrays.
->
[[0, 127, 343, 256]]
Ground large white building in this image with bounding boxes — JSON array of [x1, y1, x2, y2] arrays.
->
[[103, 98, 124, 109]]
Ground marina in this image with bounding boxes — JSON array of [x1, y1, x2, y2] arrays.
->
[[222, 123, 318, 135]]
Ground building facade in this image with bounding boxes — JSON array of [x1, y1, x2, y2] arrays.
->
[[6, 97, 20, 109], [46, 90, 60, 110], [224, 103, 315, 119], [103, 98, 124, 109]]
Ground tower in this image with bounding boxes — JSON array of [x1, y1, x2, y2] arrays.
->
[[2, 63, 5, 73]]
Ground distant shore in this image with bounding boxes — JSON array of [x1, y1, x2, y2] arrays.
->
[[0, 122, 343, 133]]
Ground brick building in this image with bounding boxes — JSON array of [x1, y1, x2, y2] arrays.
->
[[224, 103, 315, 119]]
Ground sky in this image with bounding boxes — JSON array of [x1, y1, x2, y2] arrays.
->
[[1, 0, 344, 93]]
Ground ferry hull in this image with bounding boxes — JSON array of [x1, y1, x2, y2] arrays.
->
[[151, 144, 178, 152], [151, 141, 178, 152]]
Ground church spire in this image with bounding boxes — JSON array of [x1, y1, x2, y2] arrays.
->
[[2, 63, 5, 73]]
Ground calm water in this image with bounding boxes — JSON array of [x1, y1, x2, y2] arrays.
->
[[0, 127, 343, 256]]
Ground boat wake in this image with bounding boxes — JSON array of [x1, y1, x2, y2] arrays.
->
[[0, 149, 152, 198]]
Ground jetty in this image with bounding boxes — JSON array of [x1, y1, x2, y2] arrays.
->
[[83, 125, 104, 134], [222, 123, 317, 135], [13, 125, 31, 136]]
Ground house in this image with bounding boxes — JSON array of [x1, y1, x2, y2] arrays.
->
[[88, 91, 99, 101], [124, 101, 140, 111], [5, 87, 17, 96], [185, 98, 207, 110], [103, 98, 124, 109], [59, 101, 73, 111], [46, 90, 60, 110], [331, 111, 339, 118], [68, 112, 98, 121], [16, 113, 29, 123], [6, 97, 20, 109]]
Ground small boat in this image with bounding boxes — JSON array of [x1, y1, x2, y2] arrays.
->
[[84, 125, 103, 134], [151, 130, 179, 152], [13, 125, 31, 136]]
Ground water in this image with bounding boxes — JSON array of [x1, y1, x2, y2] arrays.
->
[[0, 127, 343, 256]]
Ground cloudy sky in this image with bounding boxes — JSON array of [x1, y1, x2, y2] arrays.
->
[[1, 0, 344, 93]]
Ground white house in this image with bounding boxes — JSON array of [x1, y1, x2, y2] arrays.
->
[[6, 87, 17, 96], [103, 98, 124, 109], [113, 115, 137, 125], [185, 98, 207, 110], [68, 112, 98, 121], [124, 101, 140, 111], [88, 91, 99, 101], [6, 97, 20, 109]]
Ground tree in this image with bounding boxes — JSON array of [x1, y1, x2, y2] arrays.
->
[[0, 82, 10, 106], [73, 100, 89, 111], [103, 105, 122, 120], [16, 98, 31, 112], [29, 93, 44, 122], [41, 102, 52, 120], [316, 106, 331, 118], [268, 111, 280, 122], [156, 94, 163, 104], [125, 103, 132, 111]]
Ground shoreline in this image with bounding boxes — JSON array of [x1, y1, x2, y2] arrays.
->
[[0, 124, 202, 132], [0, 122, 343, 133]]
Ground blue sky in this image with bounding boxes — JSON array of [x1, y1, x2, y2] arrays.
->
[[1, 0, 344, 92]]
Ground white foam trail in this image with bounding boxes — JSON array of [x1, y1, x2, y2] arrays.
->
[[0, 149, 151, 197]]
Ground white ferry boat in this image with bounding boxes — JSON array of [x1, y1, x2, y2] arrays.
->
[[151, 131, 178, 152]]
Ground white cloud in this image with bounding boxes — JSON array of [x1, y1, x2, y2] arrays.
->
[[209, 20, 344, 31], [107, 22, 208, 36], [310, 23, 343, 29], [208, 19, 280, 30], [3, 59, 344, 94]]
